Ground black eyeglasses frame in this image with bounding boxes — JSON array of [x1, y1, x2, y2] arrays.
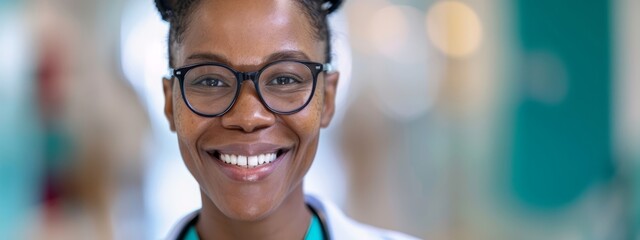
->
[[169, 60, 333, 117]]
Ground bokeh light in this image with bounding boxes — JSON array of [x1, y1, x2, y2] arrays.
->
[[426, 1, 483, 58], [369, 5, 409, 58]]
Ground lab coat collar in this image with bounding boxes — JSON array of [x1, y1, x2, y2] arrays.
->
[[166, 194, 421, 240]]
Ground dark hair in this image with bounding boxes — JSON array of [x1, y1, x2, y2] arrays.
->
[[154, 0, 344, 67]]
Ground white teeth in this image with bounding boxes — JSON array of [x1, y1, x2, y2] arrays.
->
[[248, 156, 258, 167], [220, 154, 231, 163], [238, 155, 247, 166], [219, 152, 278, 168]]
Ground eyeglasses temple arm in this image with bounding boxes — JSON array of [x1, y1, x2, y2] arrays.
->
[[323, 63, 334, 73], [165, 68, 175, 80]]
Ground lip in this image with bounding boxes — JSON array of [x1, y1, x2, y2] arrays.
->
[[206, 143, 291, 182]]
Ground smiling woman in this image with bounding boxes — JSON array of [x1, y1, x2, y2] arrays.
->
[[153, 0, 418, 239]]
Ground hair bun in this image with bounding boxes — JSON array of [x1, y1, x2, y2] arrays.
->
[[155, 0, 174, 21], [323, 0, 344, 14]]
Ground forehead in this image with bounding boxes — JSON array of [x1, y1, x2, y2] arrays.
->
[[176, 0, 322, 69]]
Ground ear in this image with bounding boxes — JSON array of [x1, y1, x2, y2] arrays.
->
[[320, 71, 339, 128], [163, 77, 177, 132]]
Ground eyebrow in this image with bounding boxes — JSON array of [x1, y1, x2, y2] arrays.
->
[[185, 50, 313, 67], [186, 52, 230, 64], [265, 50, 311, 62]]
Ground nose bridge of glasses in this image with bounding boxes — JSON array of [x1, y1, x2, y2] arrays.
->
[[236, 71, 261, 98], [231, 73, 270, 117], [238, 71, 258, 82]]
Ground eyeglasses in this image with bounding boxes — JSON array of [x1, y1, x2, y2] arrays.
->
[[170, 60, 333, 117]]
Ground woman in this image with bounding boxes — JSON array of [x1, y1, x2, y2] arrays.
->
[[155, 0, 419, 239]]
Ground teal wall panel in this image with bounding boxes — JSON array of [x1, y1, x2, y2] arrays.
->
[[511, 0, 613, 209]]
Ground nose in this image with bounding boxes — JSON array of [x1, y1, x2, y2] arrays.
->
[[221, 81, 276, 132]]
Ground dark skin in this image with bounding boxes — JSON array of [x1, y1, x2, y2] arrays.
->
[[162, 0, 340, 239]]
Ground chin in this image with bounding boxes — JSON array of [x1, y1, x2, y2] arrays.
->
[[217, 197, 278, 222]]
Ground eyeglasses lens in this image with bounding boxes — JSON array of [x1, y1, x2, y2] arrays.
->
[[182, 61, 315, 115]]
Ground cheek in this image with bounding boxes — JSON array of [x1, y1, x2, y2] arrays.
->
[[289, 89, 324, 138], [174, 95, 195, 140], [173, 89, 209, 141], [284, 89, 325, 174], [172, 90, 211, 176]]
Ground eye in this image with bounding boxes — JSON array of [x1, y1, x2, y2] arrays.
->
[[268, 76, 301, 85], [193, 77, 230, 87]]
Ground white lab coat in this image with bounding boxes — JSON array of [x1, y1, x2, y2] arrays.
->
[[166, 195, 421, 240]]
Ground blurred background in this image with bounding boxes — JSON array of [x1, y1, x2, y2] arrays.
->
[[1, 0, 638, 239]]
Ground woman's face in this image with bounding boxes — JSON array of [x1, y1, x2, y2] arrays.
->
[[162, 0, 338, 221]]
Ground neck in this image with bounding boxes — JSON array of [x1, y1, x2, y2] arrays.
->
[[196, 185, 311, 240]]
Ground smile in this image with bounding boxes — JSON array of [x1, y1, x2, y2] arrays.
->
[[206, 147, 290, 182], [208, 147, 289, 168], [217, 151, 280, 168]]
